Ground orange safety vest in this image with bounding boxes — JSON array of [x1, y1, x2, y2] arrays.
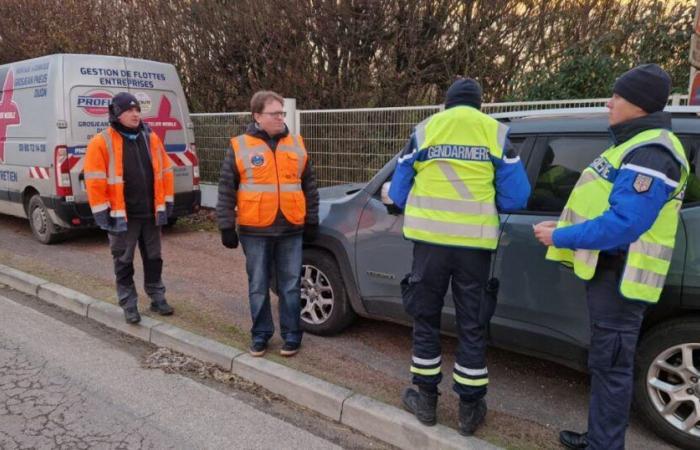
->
[[84, 127, 175, 229], [231, 133, 308, 227]]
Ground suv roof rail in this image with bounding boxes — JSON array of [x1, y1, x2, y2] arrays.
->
[[491, 106, 700, 121]]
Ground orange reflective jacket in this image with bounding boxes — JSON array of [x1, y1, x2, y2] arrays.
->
[[231, 133, 308, 227], [84, 127, 174, 231]]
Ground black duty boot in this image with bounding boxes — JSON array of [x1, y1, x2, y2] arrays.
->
[[401, 386, 438, 426], [150, 300, 174, 316], [559, 430, 588, 449], [458, 398, 486, 436], [124, 307, 141, 324]]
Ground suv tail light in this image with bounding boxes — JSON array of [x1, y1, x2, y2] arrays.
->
[[54, 146, 73, 197]]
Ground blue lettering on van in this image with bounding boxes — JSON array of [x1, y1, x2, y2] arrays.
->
[[77, 96, 112, 108], [0, 170, 18, 182], [33, 88, 47, 98], [68, 147, 86, 156], [19, 144, 46, 153]]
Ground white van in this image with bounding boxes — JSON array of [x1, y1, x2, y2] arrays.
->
[[0, 54, 201, 243]]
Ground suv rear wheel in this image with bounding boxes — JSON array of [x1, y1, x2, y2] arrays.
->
[[300, 249, 356, 335], [634, 317, 700, 449]]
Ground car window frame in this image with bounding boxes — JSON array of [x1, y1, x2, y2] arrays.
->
[[678, 134, 700, 209]]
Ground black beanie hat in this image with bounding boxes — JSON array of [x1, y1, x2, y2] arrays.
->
[[445, 78, 482, 109], [108, 92, 141, 123], [612, 64, 671, 113]]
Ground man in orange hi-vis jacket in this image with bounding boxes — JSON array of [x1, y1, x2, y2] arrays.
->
[[85, 92, 175, 324]]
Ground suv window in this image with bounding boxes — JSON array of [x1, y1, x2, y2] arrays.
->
[[680, 136, 700, 205], [528, 136, 609, 212]]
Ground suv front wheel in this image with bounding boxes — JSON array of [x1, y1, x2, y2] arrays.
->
[[634, 317, 700, 449], [299, 249, 356, 335]]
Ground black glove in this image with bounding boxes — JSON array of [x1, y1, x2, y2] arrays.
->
[[221, 228, 239, 249], [303, 224, 319, 242]]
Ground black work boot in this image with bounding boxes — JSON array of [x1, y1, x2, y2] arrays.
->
[[124, 307, 141, 324], [559, 430, 588, 449], [458, 398, 487, 436], [401, 386, 438, 426], [150, 300, 174, 316]]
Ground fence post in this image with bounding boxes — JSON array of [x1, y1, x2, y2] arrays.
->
[[671, 93, 682, 106], [284, 98, 298, 134]]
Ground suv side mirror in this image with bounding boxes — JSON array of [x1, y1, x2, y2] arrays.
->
[[381, 181, 402, 215], [381, 181, 393, 206]]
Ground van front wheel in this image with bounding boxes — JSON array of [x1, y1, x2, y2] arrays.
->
[[28, 195, 63, 244]]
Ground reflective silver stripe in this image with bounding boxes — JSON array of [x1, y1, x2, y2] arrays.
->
[[623, 266, 665, 289], [404, 215, 499, 240], [496, 123, 509, 151], [560, 207, 587, 225], [620, 163, 679, 188], [163, 166, 174, 174], [237, 135, 255, 181], [165, 195, 174, 202], [436, 161, 473, 199], [90, 202, 109, 213], [110, 209, 126, 218], [407, 194, 497, 215], [239, 183, 276, 192], [502, 155, 520, 164], [574, 170, 599, 188], [413, 355, 441, 366], [108, 176, 123, 184], [629, 240, 674, 261], [280, 183, 301, 192], [574, 250, 597, 268], [84, 171, 107, 180], [101, 130, 118, 185], [414, 118, 429, 149], [454, 363, 487, 376], [157, 138, 164, 179]]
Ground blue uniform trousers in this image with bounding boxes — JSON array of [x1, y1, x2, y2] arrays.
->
[[585, 257, 647, 450], [401, 242, 495, 401]]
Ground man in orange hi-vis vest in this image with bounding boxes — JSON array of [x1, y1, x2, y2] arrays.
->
[[217, 91, 319, 358], [84, 92, 175, 324]]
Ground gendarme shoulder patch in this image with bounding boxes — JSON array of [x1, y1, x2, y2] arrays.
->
[[633, 174, 653, 193]]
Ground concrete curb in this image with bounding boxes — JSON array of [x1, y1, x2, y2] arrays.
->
[[0, 263, 500, 449]]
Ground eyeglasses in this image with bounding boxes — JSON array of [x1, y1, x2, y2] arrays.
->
[[259, 111, 286, 118]]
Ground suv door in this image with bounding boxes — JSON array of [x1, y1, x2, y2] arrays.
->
[[491, 134, 610, 366]]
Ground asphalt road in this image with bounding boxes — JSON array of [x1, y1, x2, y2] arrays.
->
[[0, 287, 390, 450], [0, 214, 677, 449]]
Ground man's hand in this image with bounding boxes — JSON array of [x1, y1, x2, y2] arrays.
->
[[533, 221, 557, 246], [221, 228, 239, 249]]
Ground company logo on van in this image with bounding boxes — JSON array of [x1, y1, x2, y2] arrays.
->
[[0, 70, 21, 163], [77, 91, 113, 116]]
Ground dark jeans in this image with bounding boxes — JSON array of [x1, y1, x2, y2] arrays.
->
[[107, 219, 165, 309], [585, 264, 647, 450], [401, 242, 494, 401], [240, 234, 303, 345]]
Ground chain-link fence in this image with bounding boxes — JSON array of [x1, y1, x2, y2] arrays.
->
[[192, 112, 250, 183], [192, 94, 691, 186]]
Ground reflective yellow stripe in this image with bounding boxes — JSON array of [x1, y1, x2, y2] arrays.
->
[[453, 373, 488, 386], [410, 366, 441, 376]]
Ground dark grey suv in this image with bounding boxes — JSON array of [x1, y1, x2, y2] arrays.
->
[[298, 109, 700, 448]]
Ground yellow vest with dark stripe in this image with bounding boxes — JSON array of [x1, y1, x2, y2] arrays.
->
[[403, 106, 508, 249], [546, 129, 689, 303]]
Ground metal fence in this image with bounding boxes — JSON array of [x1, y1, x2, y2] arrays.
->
[[192, 94, 690, 186]]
